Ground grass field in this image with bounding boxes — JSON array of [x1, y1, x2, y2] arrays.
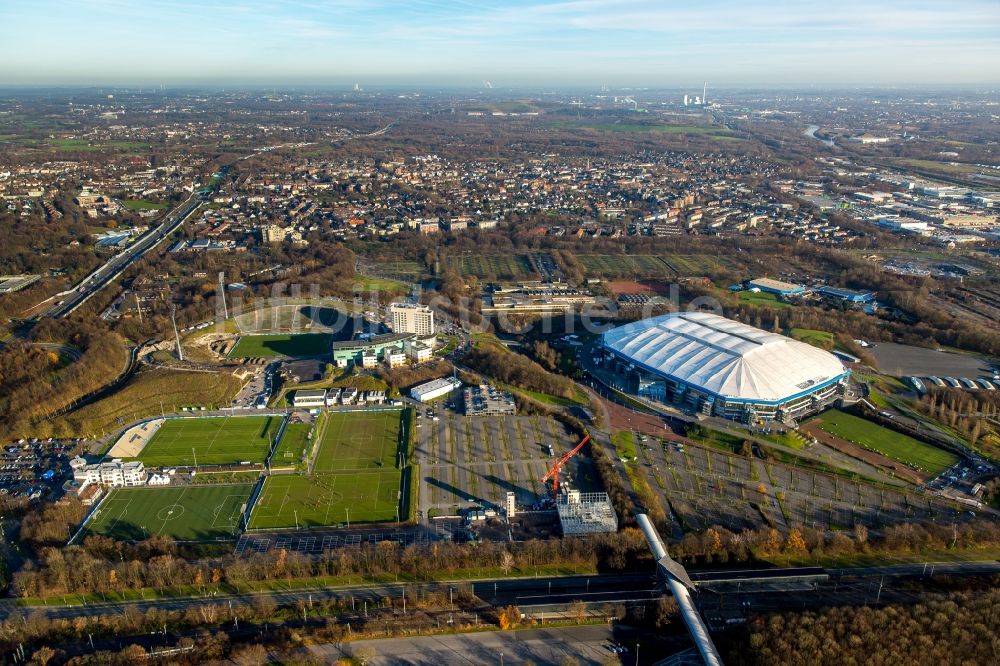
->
[[122, 199, 168, 211], [248, 470, 401, 528], [355, 275, 409, 297], [737, 291, 793, 308], [271, 422, 313, 468], [445, 254, 535, 280], [137, 415, 281, 467], [247, 410, 408, 528], [56, 369, 244, 440], [612, 431, 637, 460], [83, 484, 255, 541], [376, 260, 426, 279], [663, 254, 736, 276], [314, 410, 403, 472], [229, 333, 333, 358], [814, 409, 958, 475], [577, 254, 676, 278], [790, 328, 835, 350]]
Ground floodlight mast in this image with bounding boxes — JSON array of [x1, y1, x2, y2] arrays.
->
[[541, 435, 590, 498]]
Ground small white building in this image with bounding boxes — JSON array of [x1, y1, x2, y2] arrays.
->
[[364, 390, 386, 404], [292, 389, 327, 408], [147, 473, 171, 486], [341, 387, 359, 404], [385, 346, 407, 368], [326, 388, 342, 407], [411, 376, 462, 403], [406, 340, 434, 364], [361, 350, 379, 369]]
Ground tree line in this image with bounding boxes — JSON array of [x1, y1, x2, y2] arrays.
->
[[0, 319, 128, 438], [732, 589, 999, 666]]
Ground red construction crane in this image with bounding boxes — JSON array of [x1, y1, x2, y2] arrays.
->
[[541, 434, 590, 498]]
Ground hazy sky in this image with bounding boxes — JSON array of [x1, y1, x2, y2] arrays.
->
[[3, 0, 999, 87]]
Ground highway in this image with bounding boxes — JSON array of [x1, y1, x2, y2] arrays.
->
[[41, 193, 204, 319]]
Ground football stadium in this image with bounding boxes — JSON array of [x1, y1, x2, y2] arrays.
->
[[600, 312, 849, 424]]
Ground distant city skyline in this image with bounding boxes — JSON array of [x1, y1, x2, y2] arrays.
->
[[2, 0, 999, 87]]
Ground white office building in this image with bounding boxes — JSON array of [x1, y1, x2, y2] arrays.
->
[[292, 389, 327, 408], [391, 303, 435, 336], [411, 376, 462, 403], [71, 457, 147, 487]]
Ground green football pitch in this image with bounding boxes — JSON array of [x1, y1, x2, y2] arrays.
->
[[313, 410, 404, 472], [271, 422, 313, 468], [228, 333, 332, 358], [248, 409, 409, 528], [248, 470, 401, 528], [82, 484, 255, 541], [137, 415, 281, 467]]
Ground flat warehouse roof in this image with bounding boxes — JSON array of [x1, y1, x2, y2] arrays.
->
[[748, 277, 805, 293]]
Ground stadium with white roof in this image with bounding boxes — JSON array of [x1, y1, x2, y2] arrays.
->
[[600, 312, 849, 424]]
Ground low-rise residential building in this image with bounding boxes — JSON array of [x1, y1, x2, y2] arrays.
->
[[71, 457, 147, 487]]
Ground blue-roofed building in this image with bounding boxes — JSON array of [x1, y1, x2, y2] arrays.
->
[[817, 286, 875, 303]]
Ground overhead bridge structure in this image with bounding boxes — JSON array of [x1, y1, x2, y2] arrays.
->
[[636, 513, 724, 666]]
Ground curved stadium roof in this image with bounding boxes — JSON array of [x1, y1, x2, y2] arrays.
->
[[602, 312, 846, 404]]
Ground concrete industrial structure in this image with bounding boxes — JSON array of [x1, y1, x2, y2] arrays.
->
[[556, 491, 618, 535], [600, 312, 848, 424], [390, 303, 435, 336]]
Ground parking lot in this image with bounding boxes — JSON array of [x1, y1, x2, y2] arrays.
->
[[415, 413, 584, 516], [631, 432, 968, 534], [231, 361, 277, 409]]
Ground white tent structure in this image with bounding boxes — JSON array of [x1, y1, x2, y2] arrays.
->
[[601, 312, 848, 423]]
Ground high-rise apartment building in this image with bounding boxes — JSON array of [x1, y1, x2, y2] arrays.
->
[[390, 303, 435, 336]]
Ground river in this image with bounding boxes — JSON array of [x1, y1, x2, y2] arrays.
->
[[804, 125, 837, 148]]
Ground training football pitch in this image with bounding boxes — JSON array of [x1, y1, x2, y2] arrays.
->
[[314, 410, 403, 472], [82, 484, 255, 541], [248, 409, 409, 528], [248, 470, 401, 528], [228, 333, 332, 358], [137, 415, 281, 467]]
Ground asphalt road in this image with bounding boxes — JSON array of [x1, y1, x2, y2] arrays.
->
[[43, 194, 202, 318]]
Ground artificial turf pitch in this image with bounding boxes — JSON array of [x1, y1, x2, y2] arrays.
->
[[248, 409, 407, 528], [137, 415, 280, 467], [82, 484, 255, 541]]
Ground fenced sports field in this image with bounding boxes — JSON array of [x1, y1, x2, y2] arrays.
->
[[136, 415, 281, 467], [81, 484, 255, 541], [248, 409, 409, 529]]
